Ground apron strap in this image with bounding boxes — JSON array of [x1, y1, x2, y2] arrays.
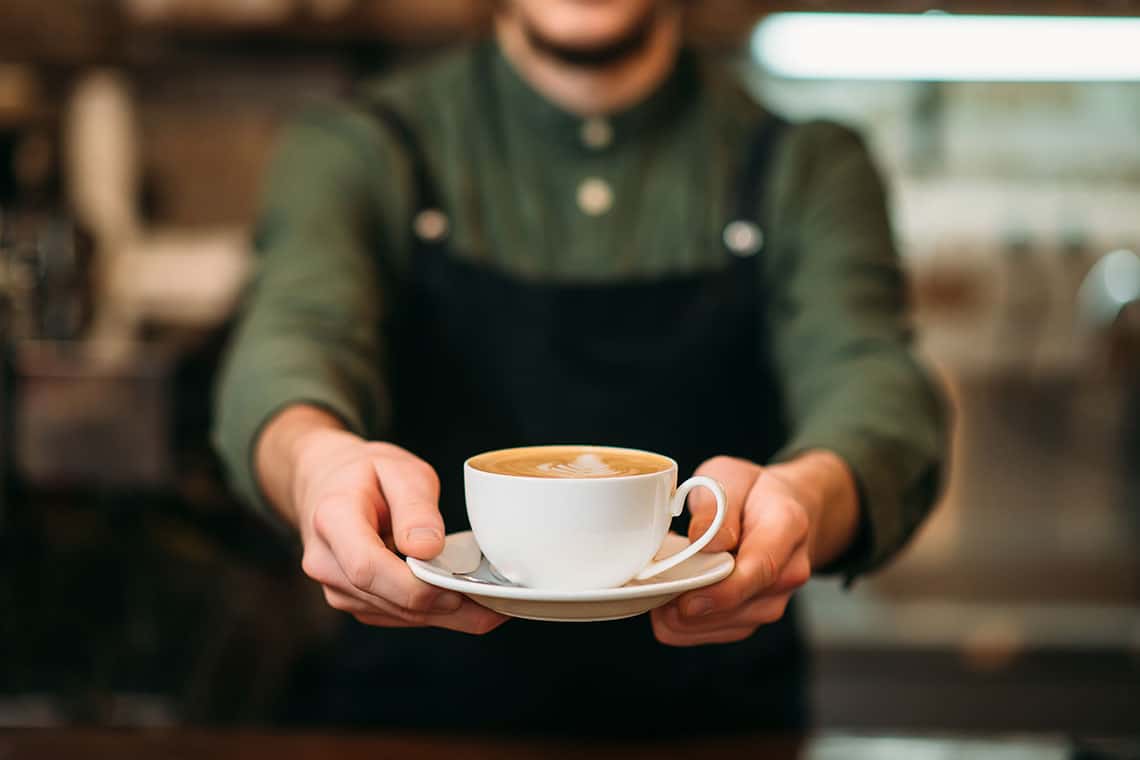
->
[[365, 103, 449, 246], [724, 113, 790, 258]]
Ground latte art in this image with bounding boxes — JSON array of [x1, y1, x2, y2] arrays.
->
[[537, 453, 624, 478], [469, 445, 671, 479]]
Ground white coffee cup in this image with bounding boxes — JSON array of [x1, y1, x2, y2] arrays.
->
[[464, 445, 727, 590]]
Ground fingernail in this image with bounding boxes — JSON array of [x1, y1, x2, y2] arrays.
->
[[684, 596, 713, 617], [432, 592, 463, 612], [407, 527, 442, 545]]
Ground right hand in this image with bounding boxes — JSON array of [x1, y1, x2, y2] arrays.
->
[[264, 408, 507, 635]]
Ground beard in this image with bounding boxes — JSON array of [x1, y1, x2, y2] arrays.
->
[[518, 5, 661, 69]]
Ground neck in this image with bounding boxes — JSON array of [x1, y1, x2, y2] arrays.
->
[[494, 8, 682, 117]]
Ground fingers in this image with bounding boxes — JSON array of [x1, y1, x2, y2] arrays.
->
[[655, 626, 758, 647], [651, 612, 758, 647], [312, 499, 453, 612], [650, 593, 791, 647], [655, 593, 790, 631], [296, 439, 495, 635], [374, 454, 446, 560], [678, 485, 809, 615], [307, 547, 509, 635], [353, 612, 416, 628], [350, 598, 508, 635], [654, 465, 812, 648], [688, 456, 761, 552], [771, 549, 812, 595], [304, 542, 456, 613], [354, 604, 508, 636], [325, 583, 508, 636]]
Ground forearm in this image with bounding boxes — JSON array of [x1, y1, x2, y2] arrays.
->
[[772, 354, 946, 578], [255, 404, 349, 529], [768, 449, 859, 569]]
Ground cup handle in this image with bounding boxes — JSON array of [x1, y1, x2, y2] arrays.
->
[[634, 476, 727, 582]]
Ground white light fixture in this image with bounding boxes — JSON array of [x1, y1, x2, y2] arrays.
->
[[753, 13, 1140, 81]]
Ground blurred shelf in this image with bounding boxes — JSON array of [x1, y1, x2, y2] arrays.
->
[[122, 0, 491, 41], [803, 580, 1140, 649], [5, 0, 1140, 67], [812, 645, 1140, 734], [752, 0, 1140, 14], [0, 1, 120, 65]]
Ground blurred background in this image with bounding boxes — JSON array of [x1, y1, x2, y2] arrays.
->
[[0, 0, 1137, 735]]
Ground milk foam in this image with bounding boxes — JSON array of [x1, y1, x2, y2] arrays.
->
[[535, 453, 620, 478]]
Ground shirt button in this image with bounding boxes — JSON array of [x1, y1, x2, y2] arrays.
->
[[577, 177, 614, 216], [723, 220, 764, 257], [413, 208, 449, 242], [580, 117, 613, 150]]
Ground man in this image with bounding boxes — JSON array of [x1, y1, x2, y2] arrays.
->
[[215, 0, 946, 735]]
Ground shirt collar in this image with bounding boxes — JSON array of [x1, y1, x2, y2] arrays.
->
[[485, 40, 699, 154]]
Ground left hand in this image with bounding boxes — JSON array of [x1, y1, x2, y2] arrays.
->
[[650, 452, 856, 647]]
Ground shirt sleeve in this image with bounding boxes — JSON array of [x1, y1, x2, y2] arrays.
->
[[213, 108, 399, 518], [767, 120, 949, 583]]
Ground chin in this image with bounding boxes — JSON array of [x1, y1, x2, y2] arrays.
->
[[510, 0, 663, 53]]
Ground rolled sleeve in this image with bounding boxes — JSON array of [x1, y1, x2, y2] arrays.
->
[[768, 120, 950, 582]]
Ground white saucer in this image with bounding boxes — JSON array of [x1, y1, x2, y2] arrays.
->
[[406, 531, 734, 622]]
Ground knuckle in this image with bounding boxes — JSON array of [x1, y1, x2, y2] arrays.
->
[[778, 498, 810, 535], [403, 498, 441, 519], [787, 561, 811, 589], [756, 551, 779, 589], [790, 508, 811, 537], [729, 627, 759, 643], [652, 616, 700, 648], [406, 458, 440, 490], [364, 441, 399, 458], [776, 595, 791, 617], [722, 588, 748, 611], [373, 451, 440, 497], [479, 616, 503, 635], [700, 455, 762, 479], [322, 587, 349, 612], [755, 597, 789, 624], [300, 551, 321, 581], [353, 613, 388, 628], [756, 607, 780, 624], [466, 616, 499, 636], [653, 623, 683, 647], [344, 555, 377, 591], [403, 584, 438, 613], [704, 579, 745, 611], [310, 501, 338, 538], [700, 455, 739, 475], [716, 523, 740, 546], [397, 608, 430, 626]]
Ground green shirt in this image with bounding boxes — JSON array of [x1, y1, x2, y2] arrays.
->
[[214, 41, 947, 580]]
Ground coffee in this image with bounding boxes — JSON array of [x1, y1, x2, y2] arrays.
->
[[469, 445, 671, 479]]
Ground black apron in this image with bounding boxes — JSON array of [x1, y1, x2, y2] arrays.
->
[[284, 101, 806, 737]]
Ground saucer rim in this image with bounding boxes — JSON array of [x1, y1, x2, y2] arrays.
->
[[406, 531, 734, 602]]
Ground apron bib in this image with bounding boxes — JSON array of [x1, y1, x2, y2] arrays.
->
[[284, 101, 806, 737]]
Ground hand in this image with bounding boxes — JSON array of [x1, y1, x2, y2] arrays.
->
[[650, 452, 857, 647], [259, 406, 507, 635]]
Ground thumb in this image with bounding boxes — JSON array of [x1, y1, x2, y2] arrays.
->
[[374, 455, 446, 560], [687, 456, 759, 552]]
